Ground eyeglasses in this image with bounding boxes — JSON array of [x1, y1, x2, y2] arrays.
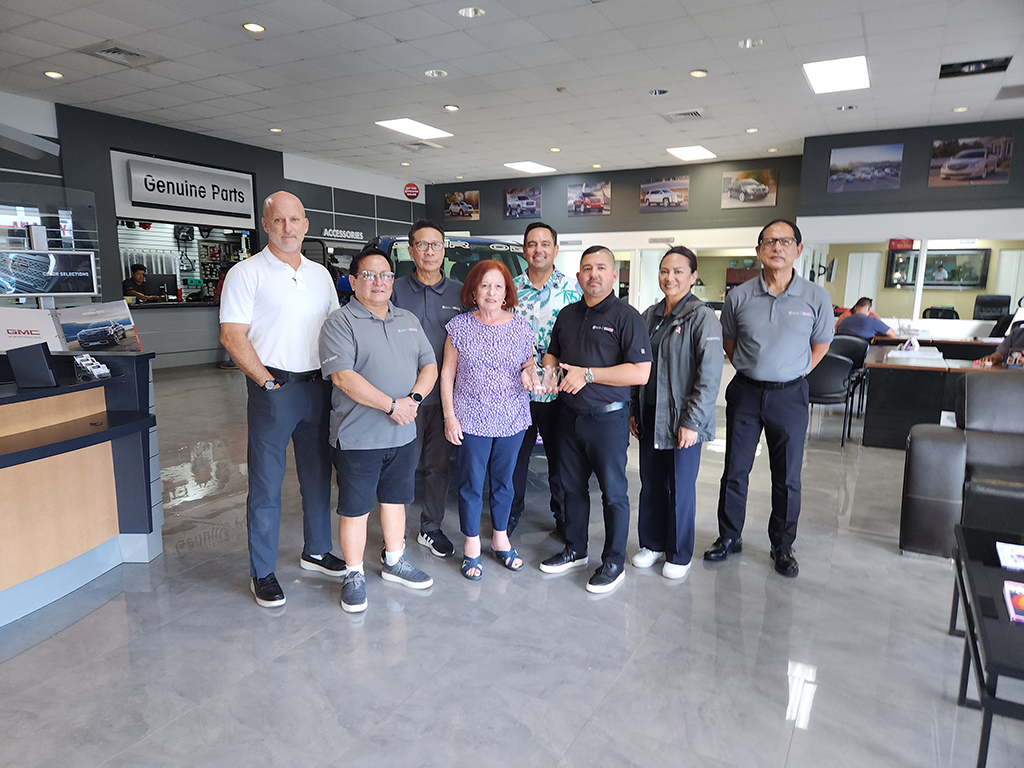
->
[[761, 237, 798, 248], [357, 270, 395, 283], [411, 241, 444, 253]]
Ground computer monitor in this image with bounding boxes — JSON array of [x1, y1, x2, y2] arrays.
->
[[147, 273, 178, 298]]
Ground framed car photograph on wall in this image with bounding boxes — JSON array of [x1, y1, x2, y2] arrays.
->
[[567, 182, 610, 217], [504, 186, 541, 219], [444, 190, 479, 221], [827, 144, 903, 193], [721, 170, 777, 208], [928, 136, 1012, 188], [640, 177, 688, 212]]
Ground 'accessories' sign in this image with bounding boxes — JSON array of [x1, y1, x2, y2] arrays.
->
[[127, 158, 252, 218], [321, 228, 365, 240]]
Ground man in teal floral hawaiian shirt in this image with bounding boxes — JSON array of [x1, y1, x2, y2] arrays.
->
[[509, 222, 582, 537]]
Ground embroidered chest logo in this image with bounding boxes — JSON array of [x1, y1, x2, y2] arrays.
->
[[592, 325, 614, 333]]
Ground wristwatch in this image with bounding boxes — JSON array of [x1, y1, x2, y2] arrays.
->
[[262, 378, 278, 391], [410, 391, 423, 404], [387, 398, 396, 415], [584, 367, 594, 384]]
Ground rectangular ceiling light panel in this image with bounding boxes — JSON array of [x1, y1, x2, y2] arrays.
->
[[503, 161, 556, 173], [666, 145, 716, 161], [802, 55, 870, 94], [375, 118, 453, 140]]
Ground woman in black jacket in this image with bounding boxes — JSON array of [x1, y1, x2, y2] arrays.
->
[[629, 246, 724, 579]]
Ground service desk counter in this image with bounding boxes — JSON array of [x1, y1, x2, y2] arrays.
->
[[0, 351, 161, 627], [130, 301, 224, 369]]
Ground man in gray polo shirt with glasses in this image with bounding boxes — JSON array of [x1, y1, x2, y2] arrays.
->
[[704, 219, 833, 578], [319, 247, 437, 613]]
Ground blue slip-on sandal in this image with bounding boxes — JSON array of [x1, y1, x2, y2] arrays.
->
[[461, 555, 483, 580], [493, 547, 524, 572]]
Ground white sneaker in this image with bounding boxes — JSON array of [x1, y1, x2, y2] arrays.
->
[[662, 561, 691, 580], [631, 548, 665, 569]]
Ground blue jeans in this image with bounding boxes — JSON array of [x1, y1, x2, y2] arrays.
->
[[458, 431, 525, 538]]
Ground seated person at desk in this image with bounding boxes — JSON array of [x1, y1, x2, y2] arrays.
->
[[835, 297, 895, 340], [978, 322, 1024, 367], [122, 264, 165, 302]]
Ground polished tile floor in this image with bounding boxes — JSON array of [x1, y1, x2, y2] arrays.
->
[[2, 365, 1022, 767]]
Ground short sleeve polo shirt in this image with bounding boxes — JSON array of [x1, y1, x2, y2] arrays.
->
[[318, 299, 436, 450], [836, 313, 892, 341], [548, 293, 652, 411], [721, 272, 834, 382], [391, 273, 464, 406], [219, 247, 340, 372]]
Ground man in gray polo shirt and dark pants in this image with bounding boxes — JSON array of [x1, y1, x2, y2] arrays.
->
[[391, 219, 464, 559], [319, 248, 437, 613], [704, 220, 833, 577]]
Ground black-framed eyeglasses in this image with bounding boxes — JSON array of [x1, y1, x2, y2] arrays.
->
[[761, 237, 798, 248], [357, 270, 395, 283], [411, 241, 444, 253]]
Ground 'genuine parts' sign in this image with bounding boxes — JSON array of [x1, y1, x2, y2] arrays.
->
[[127, 158, 253, 218]]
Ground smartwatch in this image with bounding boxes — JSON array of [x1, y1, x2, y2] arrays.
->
[[262, 378, 278, 391], [410, 392, 423, 404], [584, 367, 594, 384]]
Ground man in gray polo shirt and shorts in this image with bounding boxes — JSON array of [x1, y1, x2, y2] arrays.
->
[[704, 219, 833, 577], [319, 248, 438, 613]]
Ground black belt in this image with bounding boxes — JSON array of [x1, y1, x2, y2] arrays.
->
[[736, 372, 803, 390], [266, 366, 321, 383], [566, 400, 627, 417]]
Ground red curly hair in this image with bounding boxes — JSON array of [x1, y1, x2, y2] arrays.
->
[[459, 259, 518, 309]]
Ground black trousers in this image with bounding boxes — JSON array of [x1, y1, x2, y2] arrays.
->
[[717, 375, 809, 548], [509, 399, 564, 529], [412, 403, 456, 532], [559, 405, 631, 568]]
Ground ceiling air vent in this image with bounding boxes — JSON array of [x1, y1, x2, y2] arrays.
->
[[996, 84, 1024, 101], [77, 41, 164, 68], [398, 140, 445, 153], [662, 109, 703, 124], [939, 57, 1011, 79]]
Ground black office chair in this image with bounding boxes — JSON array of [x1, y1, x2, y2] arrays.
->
[[806, 352, 855, 446], [829, 335, 870, 434], [922, 306, 959, 319], [973, 294, 1011, 320]]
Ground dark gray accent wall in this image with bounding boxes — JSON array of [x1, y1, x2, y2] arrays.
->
[[0, 140, 63, 187], [798, 118, 1024, 217], [426, 156, 802, 237]]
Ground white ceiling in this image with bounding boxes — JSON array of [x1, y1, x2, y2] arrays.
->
[[1, 0, 1023, 184]]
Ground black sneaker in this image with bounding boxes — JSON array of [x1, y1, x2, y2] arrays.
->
[[417, 528, 455, 558], [586, 561, 625, 594], [539, 545, 589, 574], [250, 573, 286, 608], [341, 571, 368, 613], [300, 551, 346, 577]]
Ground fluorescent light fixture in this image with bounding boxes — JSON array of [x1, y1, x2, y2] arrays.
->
[[667, 145, 716, 161], [44, 71, 63, 79], [375, 118, 453, 140], [503, 161, 556, 174], [802, 55, 870, 94], [243, 23, 265, 33]]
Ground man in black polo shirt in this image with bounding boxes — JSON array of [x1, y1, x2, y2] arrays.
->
[[539, 246, 652, 593]]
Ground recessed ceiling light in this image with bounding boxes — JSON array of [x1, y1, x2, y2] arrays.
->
[[424, 69, 448, 78], [44, 71, 63, 79], [375, 118, 453, 140], [549, 147, 560, 152], [952, 106, 969, 113], [443, 104, 459, 112], [458, 7, 485, 18], [802, 55, 870, 94], [836, 104, 857, 111], [401, 162, 410, 166], [667, 145, 717, 161], [504, 161, 557, 174], [746, 127, 759, 133], [268, 127, 282, 133], [243, 23, 265, 33], [767, 147, 779, 153], [689, 69, 708, 78], [738, 38, 763, 49], [592, 164, 602, 168], [649, 88, 668, 96], [456, 175, 463, 179]]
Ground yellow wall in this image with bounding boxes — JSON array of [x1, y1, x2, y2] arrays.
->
[[824, 240, 1023, 318]]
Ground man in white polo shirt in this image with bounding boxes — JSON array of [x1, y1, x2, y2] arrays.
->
[[220, 190, 344, 608]]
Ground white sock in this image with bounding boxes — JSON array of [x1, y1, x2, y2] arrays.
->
[[349, 561, 364, 574], [384, 548, 403, 567]]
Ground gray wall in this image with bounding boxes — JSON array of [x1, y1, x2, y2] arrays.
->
[[426, 156, 802, 238], [798, 117, 1024, 217]]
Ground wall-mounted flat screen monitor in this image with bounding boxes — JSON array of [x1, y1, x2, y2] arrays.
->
[[0, 250, 98, 297], [884, 249, 990, 289]]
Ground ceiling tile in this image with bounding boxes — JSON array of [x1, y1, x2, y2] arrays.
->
[[15, 19, 104, 49], [502, 41, 576, 68], [310, 20, 397, 51], [48, 9, 148, 40], [89, 0, 189, 30], [252, 0, 354, 31], [105, 68, 179, 90], [364, 7, 457, 40], [218, 41, 303, 68], [146, 59, 217, 83], [0, 30, 66, 58], [527, 6, 615, 40], [465, 19, 549, 50], [116, 30, 206, 59], [0, 8, 34, 30]]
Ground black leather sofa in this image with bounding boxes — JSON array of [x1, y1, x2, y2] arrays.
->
[[900, 371, 1024, 557]]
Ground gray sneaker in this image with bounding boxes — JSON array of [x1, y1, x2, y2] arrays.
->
[[381, 556, 433, 590], [341, 571, 368, 613]]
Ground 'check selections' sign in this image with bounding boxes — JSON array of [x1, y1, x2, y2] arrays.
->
[[127, 158, 253, 218]]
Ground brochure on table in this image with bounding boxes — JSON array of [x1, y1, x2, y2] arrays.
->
[[0, 301, 141, 354], [996, 541, 1024, 571]]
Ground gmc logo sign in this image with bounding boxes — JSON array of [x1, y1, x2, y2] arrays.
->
[[6, 329, 41, 335]]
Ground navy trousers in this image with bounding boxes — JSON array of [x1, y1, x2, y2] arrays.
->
[[509, 399, 565, 529], [412, 403, 456, 532], [559, 405, 631, 568], [638, 408, 702, 565], [457, 431, 525, 538], [717, 375, 809, 548], [245, 375, 333, 578]]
